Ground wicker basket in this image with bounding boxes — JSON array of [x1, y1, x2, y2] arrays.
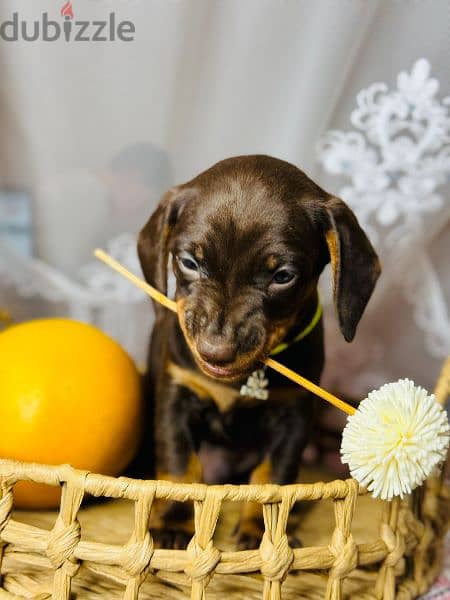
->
[[0, 360, 448, 600]]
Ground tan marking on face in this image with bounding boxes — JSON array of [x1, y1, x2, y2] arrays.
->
[[167, 361, 240, 413], [194, 245, 204, 261], [176, 298, 193, 347], [266, 255, 278, 271], [265, 315, 297, 354]]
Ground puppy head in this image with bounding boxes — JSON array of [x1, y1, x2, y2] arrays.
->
[[138, 155, 380, 381]]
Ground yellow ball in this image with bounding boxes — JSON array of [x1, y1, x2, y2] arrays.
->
[[0, 318, 143, 509]]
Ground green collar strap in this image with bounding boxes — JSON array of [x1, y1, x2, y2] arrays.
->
[[269, 299, 323, 357]]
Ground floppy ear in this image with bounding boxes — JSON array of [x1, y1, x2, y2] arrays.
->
[[138, 188, 176, 296], [137, 186, 192, 305], [322, 197, 381, 342]]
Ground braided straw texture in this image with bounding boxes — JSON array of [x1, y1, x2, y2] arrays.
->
[[0, 359, 448, 600]]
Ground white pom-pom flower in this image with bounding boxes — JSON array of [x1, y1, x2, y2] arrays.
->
[[341, 379, 450, 500]]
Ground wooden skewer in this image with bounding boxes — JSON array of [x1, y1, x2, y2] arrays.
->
[[264, 359, 355, 415], [94, 248, 356, 416], [95, 249, 177, 313]]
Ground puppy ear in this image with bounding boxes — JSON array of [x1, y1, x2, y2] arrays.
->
[[322, 197, 381, 342], [137, 187, 191, 300]]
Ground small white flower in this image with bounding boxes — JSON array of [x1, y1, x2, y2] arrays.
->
[[240, 369, 269, 400], [341, 379, 450, 500]]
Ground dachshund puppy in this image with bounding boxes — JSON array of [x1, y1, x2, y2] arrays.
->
[[138, 155, 380, 549]]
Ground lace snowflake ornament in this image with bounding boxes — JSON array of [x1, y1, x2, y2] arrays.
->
[[317, 59, 450, 358]]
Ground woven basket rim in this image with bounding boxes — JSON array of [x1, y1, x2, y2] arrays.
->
[[0, 358, 448, 600], [0, 459, 366, 503]]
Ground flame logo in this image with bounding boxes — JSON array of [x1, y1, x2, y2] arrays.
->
[[60, 1, 74, 19]]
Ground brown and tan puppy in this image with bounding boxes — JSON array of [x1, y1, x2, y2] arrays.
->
[[137, 155, 380, 549]]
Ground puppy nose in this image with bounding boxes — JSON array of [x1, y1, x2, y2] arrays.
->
[[198, 337, 236, 364]]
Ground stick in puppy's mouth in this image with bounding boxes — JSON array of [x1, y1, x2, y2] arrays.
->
[[94, 248, 355, 415]]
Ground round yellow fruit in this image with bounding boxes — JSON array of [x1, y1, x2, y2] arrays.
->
[[0, 318, 143, 509]]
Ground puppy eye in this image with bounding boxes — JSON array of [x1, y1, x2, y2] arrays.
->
[[271, 269, 296, 286], [181, 257, 198, 271], [177, 253, 200, 277]]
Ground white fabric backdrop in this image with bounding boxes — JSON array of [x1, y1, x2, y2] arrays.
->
[[0, 0, 448, 394]]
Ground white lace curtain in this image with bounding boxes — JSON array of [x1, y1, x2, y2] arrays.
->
[[0, 0, 448, 394]]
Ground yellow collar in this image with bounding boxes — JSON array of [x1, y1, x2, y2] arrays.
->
[[269, 299, 323, 357]]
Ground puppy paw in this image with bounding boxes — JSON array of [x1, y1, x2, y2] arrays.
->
[[152, 527, 192, 550]]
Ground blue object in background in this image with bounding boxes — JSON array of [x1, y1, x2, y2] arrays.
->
[[0, 190, 33, 257]]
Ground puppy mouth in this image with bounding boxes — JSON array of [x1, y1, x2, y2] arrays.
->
[[177, 305, 267, 382], [195, 354, 262, 382]]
